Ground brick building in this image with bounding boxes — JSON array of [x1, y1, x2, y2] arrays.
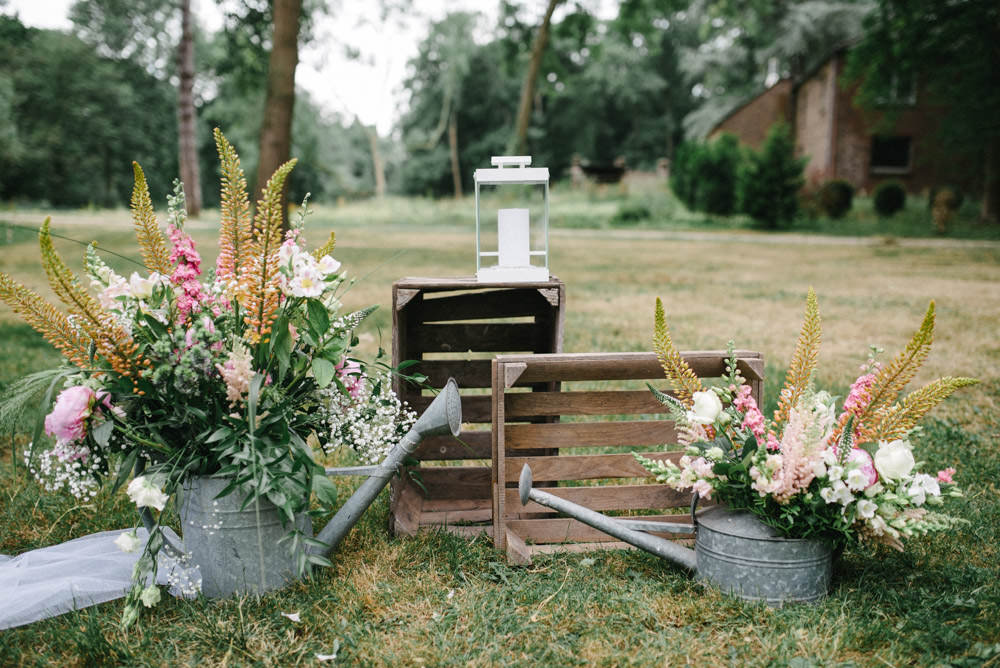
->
[[709, 49, 977, 195]]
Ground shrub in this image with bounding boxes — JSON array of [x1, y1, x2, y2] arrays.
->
[[669, 134, 742, 215], [873, 179, 907, 217], [737, 123, 806, 229], [817, 179, 854, 218], [928, 185, 964, 212], [931, 186, 960, 234], [611, 202, 652, 226]]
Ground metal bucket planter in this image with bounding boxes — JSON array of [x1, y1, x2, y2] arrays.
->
[[518, 464, 832, 606], [694, 506, 831, 605], [179, 476, 311, 599]]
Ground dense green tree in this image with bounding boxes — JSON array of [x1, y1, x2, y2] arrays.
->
[[0, 16, 177, 206], [846, 0, 1000, 222]]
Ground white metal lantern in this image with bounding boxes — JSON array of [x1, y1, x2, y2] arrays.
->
[[474, 155, 550, 282]]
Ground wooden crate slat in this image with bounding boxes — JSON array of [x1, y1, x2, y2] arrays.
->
[[418, 289, 551, 322], [505, 420, 677, 450], [500, 351, 763, 384], [413, 466, 491, 500], [418, 508, 493, 524], [504, 484, 689, 514], [411, 394, 493, 424], [507, 514, 694, 545], [505, 390, 669, 418], [422, 497, 492, 513], [413, 323, 541, 354], [504, 450, 682, 483], [411, 359, 493, 389], [412, 431, 492, 460]]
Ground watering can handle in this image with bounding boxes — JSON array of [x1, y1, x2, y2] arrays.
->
[[690, 493, 700, 528]]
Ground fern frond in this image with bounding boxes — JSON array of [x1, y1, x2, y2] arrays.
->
[[241, 159, 298, 344], [652, 297, 702, 406], [0, 272, 91, 368], [773, 288, 822, 428], [129, 162, 172, 275], [312, 231, 336, 260], [38, 220, 139, 377], [867, 376, 979, 442], [214, 128, 252, 281]]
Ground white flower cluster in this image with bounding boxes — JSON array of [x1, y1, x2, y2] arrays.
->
[[24, 442, 101, 500], [276, 239, 343, 299], [323, 370, 416, 465]]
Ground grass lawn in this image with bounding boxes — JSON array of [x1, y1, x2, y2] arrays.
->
[[1, 182, 999, 666]]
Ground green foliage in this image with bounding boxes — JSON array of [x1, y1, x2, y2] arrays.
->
[[873, 179, 907, 218], [610, 201, 651, 226], [737, 123, 806, 229], [0, 16, 177, 206], [670, 135, 742, 215], [817, 179, 855, 219]]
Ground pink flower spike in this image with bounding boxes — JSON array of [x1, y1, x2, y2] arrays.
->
[[937, 467, 956, 484]]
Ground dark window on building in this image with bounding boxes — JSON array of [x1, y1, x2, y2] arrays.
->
[[870, 136, 912, 173], [876, 72, 917, 106]]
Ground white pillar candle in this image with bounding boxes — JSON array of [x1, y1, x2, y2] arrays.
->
[[497, 208, 530, 267]]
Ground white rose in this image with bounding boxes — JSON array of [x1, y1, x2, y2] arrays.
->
[[127, 476, 168, 511], [114, 530, 142, 553], [686, 390, 723, 425], [873, 439, 915, 480], [128, 272, 156, 299]]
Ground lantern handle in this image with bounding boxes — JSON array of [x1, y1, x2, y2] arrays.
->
[[491, 155, 531, 168]]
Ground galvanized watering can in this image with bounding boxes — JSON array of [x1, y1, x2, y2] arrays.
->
[[517, 464, 832, 605], [142, 379, 462, 597]]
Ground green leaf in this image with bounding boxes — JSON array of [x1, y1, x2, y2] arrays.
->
[[306, 553, 334, 568], [312, 358, 336, 388], [205, 427, 232, 444], [92, 419, 114, 447], [270, 317, 292, 380], [312, 474, 338, 507], [113, 449, 139, 494], [140, 312, 169, 339], [306, 299, 330, 338]]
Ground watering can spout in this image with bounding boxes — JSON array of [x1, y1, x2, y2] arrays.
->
[[310, 379, 462, 558], [517, 464, 698, 571]]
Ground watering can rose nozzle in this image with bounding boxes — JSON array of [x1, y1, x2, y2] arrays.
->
[[518, 464, 533, 506]]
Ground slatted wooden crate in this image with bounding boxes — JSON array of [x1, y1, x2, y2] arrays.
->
[[389, 277, 565, 538], [491, 351, 764, 564]]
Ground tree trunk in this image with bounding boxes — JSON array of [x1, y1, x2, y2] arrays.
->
[[982, 135, 999, 223], [507, 0, 563, 156], [363, 124, 386, 198], [448, 110, 462, 199], [255, 0, 301, 223], [177, 0, 202, 217]]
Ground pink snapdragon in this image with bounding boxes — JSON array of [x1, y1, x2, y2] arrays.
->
[[168, 224, 210, 322], [44, 386, 97, 444], [937, 467, 956, 484], [733, 384, 766, 438], [336, 359, 365, 399]]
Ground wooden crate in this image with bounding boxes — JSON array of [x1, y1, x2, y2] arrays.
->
[[491, 351, 764, 564], [389, 277, 565, 538]]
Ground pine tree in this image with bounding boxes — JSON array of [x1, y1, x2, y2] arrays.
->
[[738, 123, 806, 229]]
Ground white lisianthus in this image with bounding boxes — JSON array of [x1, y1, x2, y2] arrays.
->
[[114, 530, 142, 553], [864, 482, 884, 498], [316, 255, 342, 276], [907, 473, 941, 506], [128, 272, 157, 299], [856, 499, 878, 519], [140, 584, 161, 608], [686, 390, 723, 425], [874, 439, 915, 480], [827, 465, 844, 481], [127, 476, 168, 511], [812, 459, 828, 479]]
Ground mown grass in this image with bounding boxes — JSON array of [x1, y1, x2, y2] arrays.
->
[[1, 183, 999, 666]]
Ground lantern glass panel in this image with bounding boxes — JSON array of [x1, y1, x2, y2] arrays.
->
[[477, 182, 548, 273]]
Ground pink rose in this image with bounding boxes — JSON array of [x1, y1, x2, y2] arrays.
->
[[937, 467, 956, 484], [44, 386, 96, 443], [847, 447, 878, 487]]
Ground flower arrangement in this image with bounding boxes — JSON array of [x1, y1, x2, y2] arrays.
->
[[637, 289, 977, 550], [0, 130, 412, 624]]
